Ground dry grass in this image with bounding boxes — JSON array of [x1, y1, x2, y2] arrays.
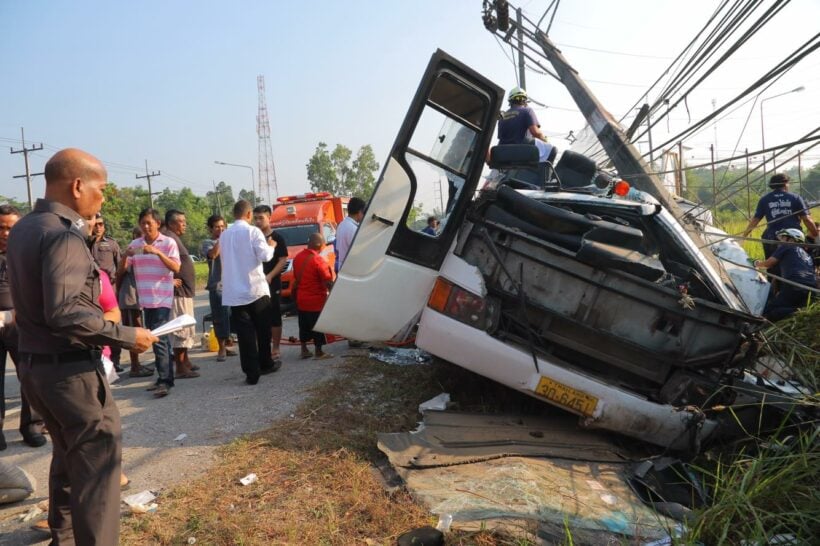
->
[[120, 355, 538, 545]]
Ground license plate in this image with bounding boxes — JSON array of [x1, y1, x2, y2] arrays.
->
[[535, 376, 599, 417]]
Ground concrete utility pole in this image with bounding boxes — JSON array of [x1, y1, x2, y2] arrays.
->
[[136, 160, 161, 208], [9, 127, 44, 210], [516, 8, 526, 89]]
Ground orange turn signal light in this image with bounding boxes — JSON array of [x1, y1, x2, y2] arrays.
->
[[613, 180, 631, 196], [428, 277, 453, 312]]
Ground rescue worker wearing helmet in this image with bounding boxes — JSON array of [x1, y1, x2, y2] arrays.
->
[[741, 173, 818, 263], [497, 87, 547, 145], [754, 228, 817, 321]]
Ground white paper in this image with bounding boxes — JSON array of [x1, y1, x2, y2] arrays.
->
[[150, 314, 196, 337], [123, 490, 156, 507]]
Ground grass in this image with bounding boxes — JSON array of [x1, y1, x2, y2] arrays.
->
[[194, 261, 209, 291], [120, 356, 540, 545]]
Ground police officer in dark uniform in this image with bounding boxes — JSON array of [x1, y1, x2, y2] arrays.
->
[[7, 148, 156, 545], [0, 204, 46, 450], [90, 212, 124, 371]]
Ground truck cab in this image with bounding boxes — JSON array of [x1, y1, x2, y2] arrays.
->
[[270, 192, 350, 308]]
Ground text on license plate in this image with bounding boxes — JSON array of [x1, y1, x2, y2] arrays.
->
[[534, 376, 599, 417]]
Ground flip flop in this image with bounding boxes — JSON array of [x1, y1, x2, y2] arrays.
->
[[314, 353, 334, 360], [176, 371, 201, 379], [300, 351, 312, 359], [216, 354, 226, 362], [129, 367, 154, 378]]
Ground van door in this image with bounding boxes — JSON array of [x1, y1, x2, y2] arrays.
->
[[315, 50, 503, 341]]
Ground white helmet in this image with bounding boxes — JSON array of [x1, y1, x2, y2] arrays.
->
[[776, 228, 805, 242], [508, 86, 528, 103]]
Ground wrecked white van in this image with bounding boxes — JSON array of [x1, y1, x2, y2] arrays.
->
[[316, 50, 806, 452]]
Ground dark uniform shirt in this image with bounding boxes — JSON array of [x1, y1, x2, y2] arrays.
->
[[754, 190, 810, 240], [0, 253, 13, 311], [772, 244, 817, 287], [91, 235, 121, 285], [161, 228, 196, 298], [7, 199, 137, 353], [497, 105, 539, 145], [263, 230, 288, 292]]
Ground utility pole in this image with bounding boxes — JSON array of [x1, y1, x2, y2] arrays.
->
[[796, 149, 802, 196], [136, 160, 161, 208], [710, 144, 717, 213], [10, 127, 44, 210], [675, 141, 684, 196], [516, 8, 526, 89], [212, 180, 223, 215], [645, 104, 654, 166], [745, 148, 751, 217]]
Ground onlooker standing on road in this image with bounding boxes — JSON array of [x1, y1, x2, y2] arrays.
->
[[122, 207, 180, 398], [90, 212, 123, 371], [292, 233, 336, 359], [118, 226, 151, 377], [0, 204, 46, 450], [253, 205, 289, 365], [741, 174, 818, 264], [7, 148, 156, 545], [220, 200, 278, 384], [162, 209, 199, 378], [335, 196, 365, 272], [201, 214, 235, 361]]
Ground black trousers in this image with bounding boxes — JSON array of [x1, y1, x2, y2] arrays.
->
[[298, 310, 326, 350], [231, 296, 273, 381], [1, 326, 44, 441], [18, 354, 121, 545], [764, 284, 811, 322]]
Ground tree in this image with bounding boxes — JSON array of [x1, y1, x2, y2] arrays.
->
[[306, 142, 380, 199], [238, 189, 260, 206]]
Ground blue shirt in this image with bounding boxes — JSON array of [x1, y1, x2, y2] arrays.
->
[[771, 244, 816, 287], [497, 105, 539, 145], [754, 190, 809, 239]]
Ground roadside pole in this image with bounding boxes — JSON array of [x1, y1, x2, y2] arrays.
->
[[9, 127, 44, 210]]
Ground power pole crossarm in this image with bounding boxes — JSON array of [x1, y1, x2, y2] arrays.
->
[[136, 159, 161, 208], [9, 127, 44, 210]]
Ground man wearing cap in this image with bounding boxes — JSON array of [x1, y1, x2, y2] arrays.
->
[[497, 87, 547, 146], [7, 148, 156, 544], [742, 173, 818, 263], [754, 228, 817, 321], [90, 212, 123, 370]]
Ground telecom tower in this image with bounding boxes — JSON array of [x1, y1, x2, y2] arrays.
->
[[256, 75, 278, 204]]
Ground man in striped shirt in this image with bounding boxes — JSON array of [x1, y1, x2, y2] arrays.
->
[[121, 208, 180, 398]]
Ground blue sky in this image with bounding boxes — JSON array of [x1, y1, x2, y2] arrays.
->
[[2, 0, 818, 204]]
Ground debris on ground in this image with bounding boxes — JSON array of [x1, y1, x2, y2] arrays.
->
[[378, 410, 671, 541], [418, 393, 450, 413], [238, 473, 258, 486], [369, 347, 432, 366], [122, 490, 158, 514]]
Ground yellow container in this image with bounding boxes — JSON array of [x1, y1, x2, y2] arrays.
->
[[208, 325, 219, 352]]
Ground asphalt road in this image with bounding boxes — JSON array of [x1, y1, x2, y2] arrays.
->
[[0, 292, 342, 544]]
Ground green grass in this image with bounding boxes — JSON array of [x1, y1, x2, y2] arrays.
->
[[194, 261, 208, 291]]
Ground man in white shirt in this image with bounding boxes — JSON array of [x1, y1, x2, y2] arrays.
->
[[220, 200, 278, 384], [335, 197, 366, 272]]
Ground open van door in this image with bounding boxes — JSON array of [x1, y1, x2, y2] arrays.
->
[[315, 50, 503, 341]]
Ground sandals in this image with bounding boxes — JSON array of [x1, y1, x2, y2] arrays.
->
[[153, 384, 170, 398], [314, 353, 334, 360], [176, 371, 201, 379]]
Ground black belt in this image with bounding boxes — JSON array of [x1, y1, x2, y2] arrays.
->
[[24, 349, 102, 365]]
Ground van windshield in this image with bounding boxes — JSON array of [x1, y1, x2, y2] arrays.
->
[[273, 224, 321, 247]]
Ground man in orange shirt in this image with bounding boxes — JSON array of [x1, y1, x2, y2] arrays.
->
[[292, 233, 335, 359]]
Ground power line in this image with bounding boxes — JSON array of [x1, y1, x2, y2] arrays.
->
[[135, 160, 161, 208]]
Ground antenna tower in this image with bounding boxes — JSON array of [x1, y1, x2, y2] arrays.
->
[[256, 75, 278, 204]]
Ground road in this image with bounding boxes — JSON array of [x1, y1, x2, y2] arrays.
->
[[0, 293, 341, 544]]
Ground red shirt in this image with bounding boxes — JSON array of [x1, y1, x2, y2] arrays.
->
[[293, 248, 335, 312]]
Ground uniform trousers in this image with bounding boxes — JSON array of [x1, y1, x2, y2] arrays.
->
[[18, 352, 121, 545]]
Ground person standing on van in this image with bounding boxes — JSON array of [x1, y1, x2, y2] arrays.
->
[[335, 196, 366, 271], [497, 87, 547, 146]]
